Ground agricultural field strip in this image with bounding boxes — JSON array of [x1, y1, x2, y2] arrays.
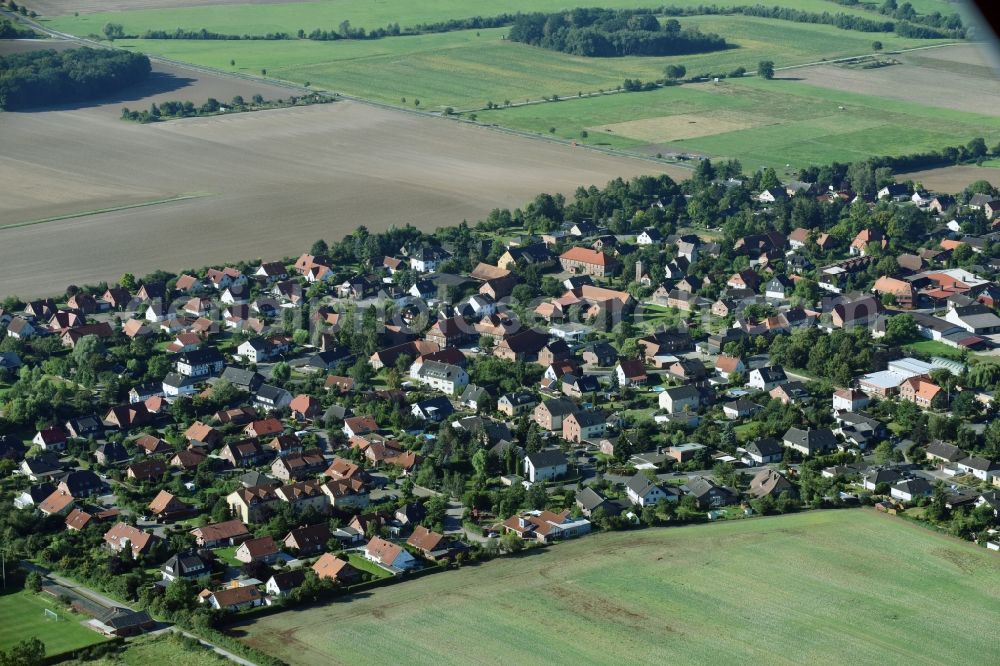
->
[[233, 511, 1000, 666], [42, 0, 959, 34]]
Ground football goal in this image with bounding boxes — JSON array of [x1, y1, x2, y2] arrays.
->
[[42, 608, 61, 621]]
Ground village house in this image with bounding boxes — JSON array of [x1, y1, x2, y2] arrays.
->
[[235, 536, 279, 564], [502, 510, 591, 544], [559, 246, 619, 277], [658, 385, 701, 414], [626, 473, 678, 507], [364, 536, 418, 573], [104, 522, 157, 557], [498, 391, 538, 417], [312, 553, 361, 584], [524, 449, 569, 483], [227, 485, 281, 523], [783, 427, 838, 457], [191, 520, 251, 549], [562, 411, 607, 444], [533, 398, 578, 431], [203, 585, 263, 612]]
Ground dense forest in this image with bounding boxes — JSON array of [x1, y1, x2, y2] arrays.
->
[[0, 47, 150, 110], [508, 9, 728, 57]]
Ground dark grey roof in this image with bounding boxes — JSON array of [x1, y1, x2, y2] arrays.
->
[[525, 449, 567, 469], [575, 487, 608, 511], [746, 437, 782, 457], [625, 473, 661, 496], [540, 397, 577, 416], [220, 366, 264, 389]]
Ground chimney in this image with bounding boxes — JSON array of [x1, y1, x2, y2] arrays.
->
[[635, 260, 644, 283]]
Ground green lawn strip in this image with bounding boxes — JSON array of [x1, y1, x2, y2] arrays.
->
[[346, 553, 392, 579]]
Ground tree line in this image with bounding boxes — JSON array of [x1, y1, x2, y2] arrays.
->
[[120, 92, 330, 123], [0, 47, 150, 111], [509, 10, 727, 57]]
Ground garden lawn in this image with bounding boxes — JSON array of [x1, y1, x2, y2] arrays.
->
[[233, 509, 1000, 666], [0, 590, 107, 655], [346, 553, 392, 579]]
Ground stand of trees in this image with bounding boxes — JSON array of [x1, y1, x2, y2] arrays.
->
[[0, 18, 36, 38], [509, 10, 727, 57], [121, 92, 331, 123], [0, 47, 150, 110]]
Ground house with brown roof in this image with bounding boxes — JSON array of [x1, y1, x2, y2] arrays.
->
[[170, 448, 207, 470], [312, 553, 361, 584], [244, 418, 284, 439], [126, 458, 167, 483], [749, 469, 797, 499], [148, 490, 194, 522], [406, 525, 455, 560], [65, 508, 93, 531], [203, 584, 263, 611], [275, 479, 329, 513], [235, 536, 279, 564], [38, 489, 75, 516], [615, 359, 648, 387], [219, 439, 267, 468], [850, 228, 888, 256], [501, 510, 591, 544], [227, 485, 281, 523], [104, 403, 152, 431], [899, 375, 943, 408], [283, 524, 332, 555], [289, 394, 322, 421], [343, 415, 379, 438], [134, 434, 172, 456], [363, 536, 418, 573], [559, 247, 619, 277], [104, 522, 157, 557], [873, 276, 916, 308], [714, 354, 745, 379], [271, 449, 326, 481], [494, 328, 549, 363], [191, 519, 251, 548], [424, 315, 472, 349], [324, 457, 367, 482], [184, 421, 222, 448]]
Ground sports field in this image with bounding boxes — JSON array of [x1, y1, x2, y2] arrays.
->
[[231, 510, 1000, 666], [0, 590, 108, 655]]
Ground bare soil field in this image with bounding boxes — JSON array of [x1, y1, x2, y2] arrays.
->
[[898, 164, 1000, 191], [0, 50, 678, 299], [25, 0, 297, 16], [593, 111, 767, 142], [789, 45, 1000, 116]]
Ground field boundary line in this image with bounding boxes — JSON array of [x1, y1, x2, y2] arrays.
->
[[0, 194, 210, 231]]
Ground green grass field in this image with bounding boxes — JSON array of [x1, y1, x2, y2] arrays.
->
[[98, 16, 949, 113], [45, 0, 960, 36], [233, 510, 1000, 666], [346, 553, 392, 579], [477, 74, 1000, 169], [0, 590, 108, 656]]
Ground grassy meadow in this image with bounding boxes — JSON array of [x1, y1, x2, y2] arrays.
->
[[477, 74, 1000, 169], [233, 510, 1000, 666], [0, 590, 108, 655]]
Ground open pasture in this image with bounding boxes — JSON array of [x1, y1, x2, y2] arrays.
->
[[230, 510, 1000, 666]]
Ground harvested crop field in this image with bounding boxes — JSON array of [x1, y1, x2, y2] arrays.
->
[[230, 510, 1000, 666], [787, 45, 1000, 116], [899, 164, 1000, 191], [0, 50, 678, 299]]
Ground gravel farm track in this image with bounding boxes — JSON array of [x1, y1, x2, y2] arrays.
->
[[0, 38, 682, 299]]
